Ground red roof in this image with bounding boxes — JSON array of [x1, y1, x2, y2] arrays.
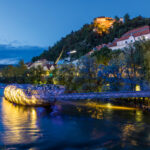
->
[[108, 38, 118, 47], [108, 42, 117, 47], [91, 26, 150, 50], [107, 26, 150, 48], [95, 44, 108, 50], [117, 25, 150, 42], [96, 45, 103, 50]]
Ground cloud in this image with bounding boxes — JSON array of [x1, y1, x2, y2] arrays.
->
[[0, 37, 30, 47], [8, 40, 27, 47], [0, 58, 19, 65]]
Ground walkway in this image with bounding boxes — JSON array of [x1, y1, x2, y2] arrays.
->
[[52, 91, 150, 101]]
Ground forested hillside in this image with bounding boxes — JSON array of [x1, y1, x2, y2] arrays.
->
[[32, 14, 150, 62]]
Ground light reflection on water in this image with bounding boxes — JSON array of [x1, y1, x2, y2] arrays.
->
[[0, 92, 150, 149], [1, 99, 40, 145]]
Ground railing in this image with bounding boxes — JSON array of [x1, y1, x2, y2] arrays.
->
[[54, 91, 150, 101]]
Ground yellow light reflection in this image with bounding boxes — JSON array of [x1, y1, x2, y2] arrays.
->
[[1, 98, 40, 145], [135, 110, 143, 122], [58, 101, 136, 120], [85, 102, 136, 111], [136, 85, 141, 91], [122, 124, 137, 146]]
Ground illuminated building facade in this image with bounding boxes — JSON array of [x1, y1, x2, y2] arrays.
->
[[108, 25, 150, 50], [93, 16, 116, 34]]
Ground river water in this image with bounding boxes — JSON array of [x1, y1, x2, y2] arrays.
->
[[0, 89, 150, 150]]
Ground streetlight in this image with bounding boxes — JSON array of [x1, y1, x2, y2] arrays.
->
[[66, 50, 77, 62], [67, 50, 77, 54]]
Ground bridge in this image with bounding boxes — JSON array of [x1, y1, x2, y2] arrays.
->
[[3, 84, 150, 107], [53, 91, 150, 101]]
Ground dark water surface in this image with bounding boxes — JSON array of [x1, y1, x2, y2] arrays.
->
[[0, 89, 150, 150]]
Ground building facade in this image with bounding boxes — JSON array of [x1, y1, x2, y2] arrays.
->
[[93, 16, 123, 35], [108, 25, 150, 50], [26, 59, 55, 71]]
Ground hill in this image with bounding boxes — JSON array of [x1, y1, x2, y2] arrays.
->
[[32, 15, 150, 62], [0, 65, 10, 69]]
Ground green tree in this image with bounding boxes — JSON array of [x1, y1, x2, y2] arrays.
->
[[74, 56, 100, 92], [115, 16, 120, 21], [124, 13, 130, 24], [92, 47, 112, 65], [53, 63, 76, 91], [24, 66, 46, 84], [140, 40, 150, 82]]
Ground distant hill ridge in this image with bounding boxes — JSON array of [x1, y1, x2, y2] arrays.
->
[[32, 15, 150, 62], [0, 65, 11, 69], [0, 45, 45, 64], [0, 44, 45, 51]]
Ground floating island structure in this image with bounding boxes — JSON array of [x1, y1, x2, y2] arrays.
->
[[4, 84, 65, 106]]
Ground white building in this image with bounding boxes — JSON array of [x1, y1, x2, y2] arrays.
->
[[108, 25, 150, 50], [26, 59, 55, 71]]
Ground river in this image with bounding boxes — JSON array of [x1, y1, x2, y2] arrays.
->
[[0, 88, 150, 150]]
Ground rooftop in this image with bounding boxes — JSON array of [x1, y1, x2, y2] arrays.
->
[[117, 25, 150, 42]]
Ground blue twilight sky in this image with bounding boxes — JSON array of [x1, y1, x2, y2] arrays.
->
[[0, 0, 150, 47]]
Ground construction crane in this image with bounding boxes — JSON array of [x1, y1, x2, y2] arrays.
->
[[54, 47, 76, 65], [54, 47, 65, 65]]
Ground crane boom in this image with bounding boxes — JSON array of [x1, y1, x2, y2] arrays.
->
[[55, 47, 64, 65]]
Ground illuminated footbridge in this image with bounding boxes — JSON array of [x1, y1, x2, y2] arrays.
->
[[54, 91, 150, 101], [4, 84, 65, 106], [3, 84, 150, 107], [54, 91, 150, 110]]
